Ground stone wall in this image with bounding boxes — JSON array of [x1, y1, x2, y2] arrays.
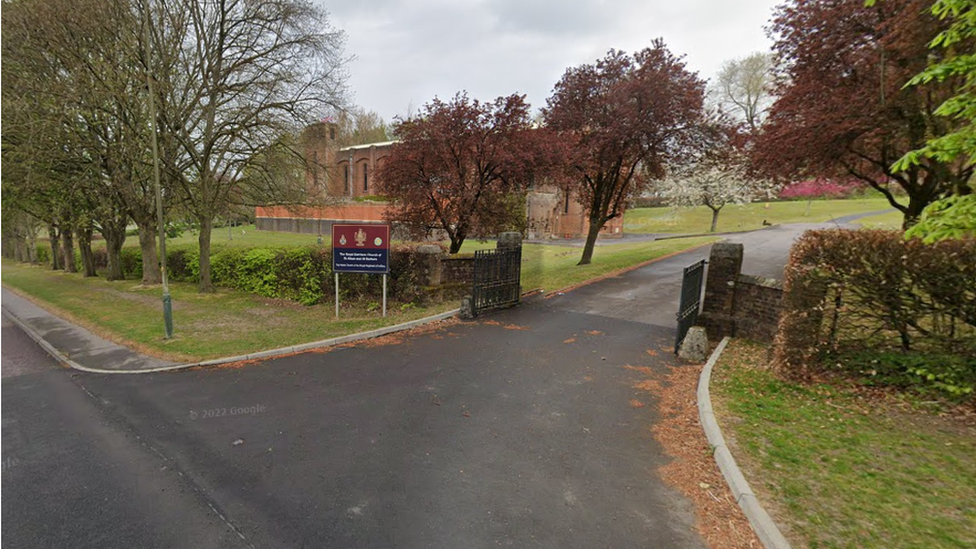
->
[[441, 256, 475, 285], [699, 242, 784, 342]]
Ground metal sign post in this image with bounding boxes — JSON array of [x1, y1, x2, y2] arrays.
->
[[332, 223, 391, 318]]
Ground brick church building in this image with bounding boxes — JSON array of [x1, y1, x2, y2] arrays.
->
[[255, 121, 624, 240]]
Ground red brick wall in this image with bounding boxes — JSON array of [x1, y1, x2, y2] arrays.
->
[[732, 274, 784, 342], [699, 243, 784, 343]]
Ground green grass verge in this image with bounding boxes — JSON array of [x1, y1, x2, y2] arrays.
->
[[3, 237, 714, 361], [624, 197, 897, 234], [711, 339, 976, 549], [2, 260, 456, 362]]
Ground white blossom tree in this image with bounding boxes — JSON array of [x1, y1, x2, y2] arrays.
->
[[660, 154, 769, 233]]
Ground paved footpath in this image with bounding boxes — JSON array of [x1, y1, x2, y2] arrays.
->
[[1, 223, 841, 549]]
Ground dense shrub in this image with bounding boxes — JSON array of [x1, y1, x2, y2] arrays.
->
[[167, 246, 200, 282], [774, 230, 976, 399], [120, 247, 143, 280], [26, 239, 442, 307]]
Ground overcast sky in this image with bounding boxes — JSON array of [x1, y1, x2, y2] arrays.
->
[[321, 0, 782, 122]]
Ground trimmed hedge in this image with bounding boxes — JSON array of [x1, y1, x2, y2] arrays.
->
[[774, 230, 976, 399]]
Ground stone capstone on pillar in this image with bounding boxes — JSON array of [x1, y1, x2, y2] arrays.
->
[[497, 232, 523, 249]]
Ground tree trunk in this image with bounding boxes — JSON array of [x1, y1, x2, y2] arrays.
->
[[137, 223, 162, 285], [26, 228, 38, 263], [709, 207, 721, 233], [578, 216, 604, 266], [103, 228, 126, 281], [48, 225, 63, 270], [198, 215, 215, 293], [62, 225, 77, 273], [12, 236, 25, 262], [99, 216, 128, 281], [902, 195, 928, 230], [77, 226, 97, 277]]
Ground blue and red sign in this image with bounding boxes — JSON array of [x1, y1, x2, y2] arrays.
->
[[332, 223, 390, 274]]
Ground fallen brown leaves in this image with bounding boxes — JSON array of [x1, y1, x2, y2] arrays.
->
[[191, 318, 461, 371], [650, 362, 762, 549], [632, 379, 663, 392], [623, 364, 655, 376], [564, 337, 577, 344], [629, 399, 646, 408], [586, 330, 604, 336], [481, 319, 530, 331], [358, 318, 461, 347]]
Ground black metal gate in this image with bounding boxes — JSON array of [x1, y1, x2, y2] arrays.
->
[[472, 247, 522, 316], [675, 259, 707, 352]]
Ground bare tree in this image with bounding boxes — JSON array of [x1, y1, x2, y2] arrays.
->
[[711, 52, 774, 134], [153, 0, 348, 292]]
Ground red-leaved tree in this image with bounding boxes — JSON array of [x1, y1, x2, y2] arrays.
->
[[755, 0, 972, 227], [544, 41, 706, 265], [379, 92, 555, 253]]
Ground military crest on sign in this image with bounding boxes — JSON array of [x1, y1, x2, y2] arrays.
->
[[354, 228, 367, 247], [339, 234, 347, 246]]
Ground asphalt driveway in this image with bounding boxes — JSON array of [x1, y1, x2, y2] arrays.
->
[[52, 301, 704, 549], [2, 223, 826, 549]]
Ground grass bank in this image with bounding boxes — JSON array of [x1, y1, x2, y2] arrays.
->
[[624, 197, 898, 234], [2, 237, 714, 361], [711, 339, 976, 549]]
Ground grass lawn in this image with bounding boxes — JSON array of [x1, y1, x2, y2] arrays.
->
[[854, 209, 904, 229], [624, 197, 897, 234], [711, 339, 976, 549], [2, 236, 714, 361], [516, 237, 715, 292], [166, 224, 325, 248], [1, 259, 457, 362]]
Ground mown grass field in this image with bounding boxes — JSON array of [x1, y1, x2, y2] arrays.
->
[[2, 236, 714, 361], [711, 339, 976, 549], [623, 197, 898, 234]]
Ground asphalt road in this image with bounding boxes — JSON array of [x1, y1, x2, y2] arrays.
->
[[1, 316, 249, 549], [0, 224, 820, 549]]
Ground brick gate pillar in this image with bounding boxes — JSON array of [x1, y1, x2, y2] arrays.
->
[[699, 242, 743, 339]]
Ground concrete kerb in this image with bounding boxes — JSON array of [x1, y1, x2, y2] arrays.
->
[[653, 224, 780, 241], [2, 304, 459, 375], [698, 336, 793, 549]]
